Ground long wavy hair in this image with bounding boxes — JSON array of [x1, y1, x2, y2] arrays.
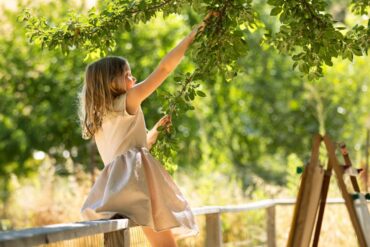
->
[[78, 56, 129, 139]]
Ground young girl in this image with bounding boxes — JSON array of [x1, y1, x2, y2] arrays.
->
[[79, 13, 215, 246]]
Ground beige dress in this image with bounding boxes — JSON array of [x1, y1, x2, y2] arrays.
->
[[80, 93, 198, 238]]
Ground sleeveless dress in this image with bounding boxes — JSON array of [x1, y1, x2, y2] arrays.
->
[[80, 93, 198, 238]]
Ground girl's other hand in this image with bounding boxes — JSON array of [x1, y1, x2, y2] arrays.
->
[[155, 114, 172, 132], [147, 115, 171, 149]]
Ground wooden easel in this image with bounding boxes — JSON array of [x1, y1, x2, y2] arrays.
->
[[287, 134, 370, 247]]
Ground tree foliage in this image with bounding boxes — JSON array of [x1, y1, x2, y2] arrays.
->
[[266, 0, 369, 79], [19, 0, 370, 168], [20, 0, 370, 78], [0, 0, 369, 194]]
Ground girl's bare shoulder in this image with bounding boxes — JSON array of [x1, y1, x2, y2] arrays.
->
[[113, 93, 140, 116]]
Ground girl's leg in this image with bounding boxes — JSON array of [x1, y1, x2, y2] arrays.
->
[[142, 226, 177, 247]]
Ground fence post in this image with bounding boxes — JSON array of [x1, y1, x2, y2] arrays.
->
[[205, 213, 222, 247], [104, 229, 130, 247], [266, 205, 276, 247]]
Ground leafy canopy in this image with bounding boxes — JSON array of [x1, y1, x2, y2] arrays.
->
[[20, 0, 370, 79], [18, 0, 370, 168]]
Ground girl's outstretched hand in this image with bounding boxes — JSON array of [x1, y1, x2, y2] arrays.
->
[[204, 11, 221, 21], [198, 11, 220, 32]]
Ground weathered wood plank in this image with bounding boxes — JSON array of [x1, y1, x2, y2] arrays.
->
[[273, 198, 345, 206], [193, 200, 275, 216], [192, 198, 348, 216], [0, 219, 131, 247], [266, 206, 276, 247], [205, 213, 222, 247], [192, 206, 221, 216], [104, 228, 130, 247], [220, 200, 275, 213]]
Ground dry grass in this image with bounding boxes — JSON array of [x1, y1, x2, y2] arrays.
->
[[3, 157, 91, 229], [276, 204, 359, 247]]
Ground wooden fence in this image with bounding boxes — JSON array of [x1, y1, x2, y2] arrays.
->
[[0, 198, 354, 247]]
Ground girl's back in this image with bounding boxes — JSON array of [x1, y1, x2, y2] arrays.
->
[[94, 93, 148, 165]]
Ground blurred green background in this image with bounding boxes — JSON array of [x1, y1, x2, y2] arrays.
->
[[0, 0, 369, 246]]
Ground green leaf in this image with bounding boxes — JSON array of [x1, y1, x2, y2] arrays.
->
[[324, 58, 333, 66], [270, 7, 282, 16], [352, 47, 362, 56], [196, 90, 206, 97], [189, 92, 195, 100], [174, 76, 182, 81]]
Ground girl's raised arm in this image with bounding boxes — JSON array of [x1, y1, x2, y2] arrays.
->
[[126, 13, 215, 113]]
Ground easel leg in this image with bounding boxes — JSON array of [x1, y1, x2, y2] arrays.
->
[[312, 160, 332, 247], [323, 135, 368, 247]]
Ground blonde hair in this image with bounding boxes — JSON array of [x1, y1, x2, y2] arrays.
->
[[78, 56, 129, 139]]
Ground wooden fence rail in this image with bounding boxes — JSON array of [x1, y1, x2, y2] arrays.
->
[[0, 198, 355, 247]]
